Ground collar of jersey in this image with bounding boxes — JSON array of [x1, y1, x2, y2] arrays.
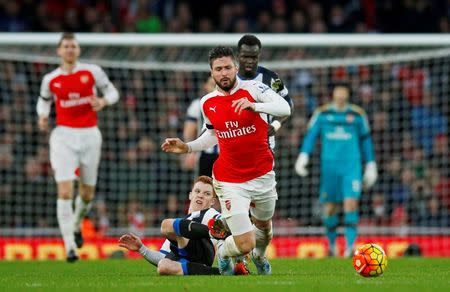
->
[[330, 103, 351, 112], [237, 66, 261, 81], [216, 78, 242, 96], [59, 62, 80, 75]]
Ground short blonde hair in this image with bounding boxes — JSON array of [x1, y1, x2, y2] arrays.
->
[[58, 33, 76, 47]]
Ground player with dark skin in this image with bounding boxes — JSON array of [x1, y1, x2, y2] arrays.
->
[[237, 40, 293, 136]]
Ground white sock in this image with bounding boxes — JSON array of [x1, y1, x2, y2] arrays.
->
[[57, 199, 76, 254], [73, 196, 92, 232], [218, 236, 242, 258], [253, 224, 273, 258]]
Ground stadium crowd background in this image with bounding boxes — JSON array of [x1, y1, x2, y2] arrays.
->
[[0, 0, 450, 33], [0, 0, 449, 237]]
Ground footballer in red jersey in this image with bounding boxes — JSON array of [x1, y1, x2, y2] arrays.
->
[[36, 33, 119, 262], [161, 46, 290, 275]]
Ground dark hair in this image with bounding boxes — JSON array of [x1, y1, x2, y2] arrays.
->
[[237, 34, 262, 51], [332, 81, 352, 97], [58, 32, 76, 47], [208, 46, 235, 67], [192, 175, 216, 197]]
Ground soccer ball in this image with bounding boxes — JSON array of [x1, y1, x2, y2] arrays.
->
[[352, 243, 388, 277]]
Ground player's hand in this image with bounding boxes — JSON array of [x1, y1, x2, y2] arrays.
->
[[295, 153, 309, 177], [231, 98, 255, 115], [38, 116, 49, 132], [363, 162, 378, 190], [271, 78, 285, 93], [90, 96, 108, 111], [268, 125, 276, 136], [268, 120, 282, 136], [161, 138, 189, 154], [118, 233, 143, 251]]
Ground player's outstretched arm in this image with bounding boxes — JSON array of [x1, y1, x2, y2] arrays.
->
[[161, 138, 189, 154], [119, 233, 165, 266], [250, 82, 291, 117]]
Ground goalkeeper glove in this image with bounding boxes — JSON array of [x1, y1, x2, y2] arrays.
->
[[363, 161, 378, 190], [295, 153, 309, 177], [207, 216, 230, 240]]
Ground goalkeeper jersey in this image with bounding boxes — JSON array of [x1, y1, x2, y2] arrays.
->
[[300, 103, 375, 163]]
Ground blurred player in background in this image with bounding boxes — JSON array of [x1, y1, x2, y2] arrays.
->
[[182, 76, 218, 176], [161, 46, 291, 275], [119, 176, 232, 276], [237, 34, 293, 149], [295, 82, 377, 257], [36, 33, 119, 262]]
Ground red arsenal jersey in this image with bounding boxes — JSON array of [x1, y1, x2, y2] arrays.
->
[[40, 63, 112, 128], [201, 80, 277, 183]]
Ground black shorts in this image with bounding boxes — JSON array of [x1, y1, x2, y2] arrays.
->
[[165, 238, 215, 266], [198, 153, 218, 177]]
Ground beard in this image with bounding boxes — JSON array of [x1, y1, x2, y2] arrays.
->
[[215, 75, 237, 92]]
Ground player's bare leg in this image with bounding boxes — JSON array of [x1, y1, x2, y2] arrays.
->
[[160, 218, 179, 241], [56, 180, 78, 262], [215, 213, 255, 275], [343, 198, 359, 257], [323, 203, 339, 256], [249, 218, 273, 275], [73, 183, 94, 248], [157, 259, 184, 275]]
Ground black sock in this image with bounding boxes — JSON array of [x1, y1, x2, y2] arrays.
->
[[186, 262, 221, 275], [178, 219, 210, 239]]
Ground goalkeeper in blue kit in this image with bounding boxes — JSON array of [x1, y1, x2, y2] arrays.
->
[[295, 82, 378, 257]]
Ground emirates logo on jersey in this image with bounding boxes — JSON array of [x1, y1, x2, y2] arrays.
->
[[216, 120, 257, 139], [225, 200, 231, 211], [80, 75, 90, 84]]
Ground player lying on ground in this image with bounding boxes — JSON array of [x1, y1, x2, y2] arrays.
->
[[119, 176, 245, 276]]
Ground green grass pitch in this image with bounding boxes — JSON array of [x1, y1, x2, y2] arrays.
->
[[1, 258, 449, 292]]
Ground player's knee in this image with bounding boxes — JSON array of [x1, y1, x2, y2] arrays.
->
[[157, 260, 180, 275], [253, 218, 272, 231], [57, 183, 73, 199], [238, 240, 255, 254], [157, 261, 171, 275], [235, 234, 256, 254], [160, 219, 174, 236], [344, 199, 358, 212], [79, 184, 95, 201]]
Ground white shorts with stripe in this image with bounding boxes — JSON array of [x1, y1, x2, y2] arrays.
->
[[213, 170, 278, 222], [49, 126, 102, 185]]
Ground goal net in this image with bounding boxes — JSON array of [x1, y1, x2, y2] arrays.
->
[[0, 34, 449, 258]]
